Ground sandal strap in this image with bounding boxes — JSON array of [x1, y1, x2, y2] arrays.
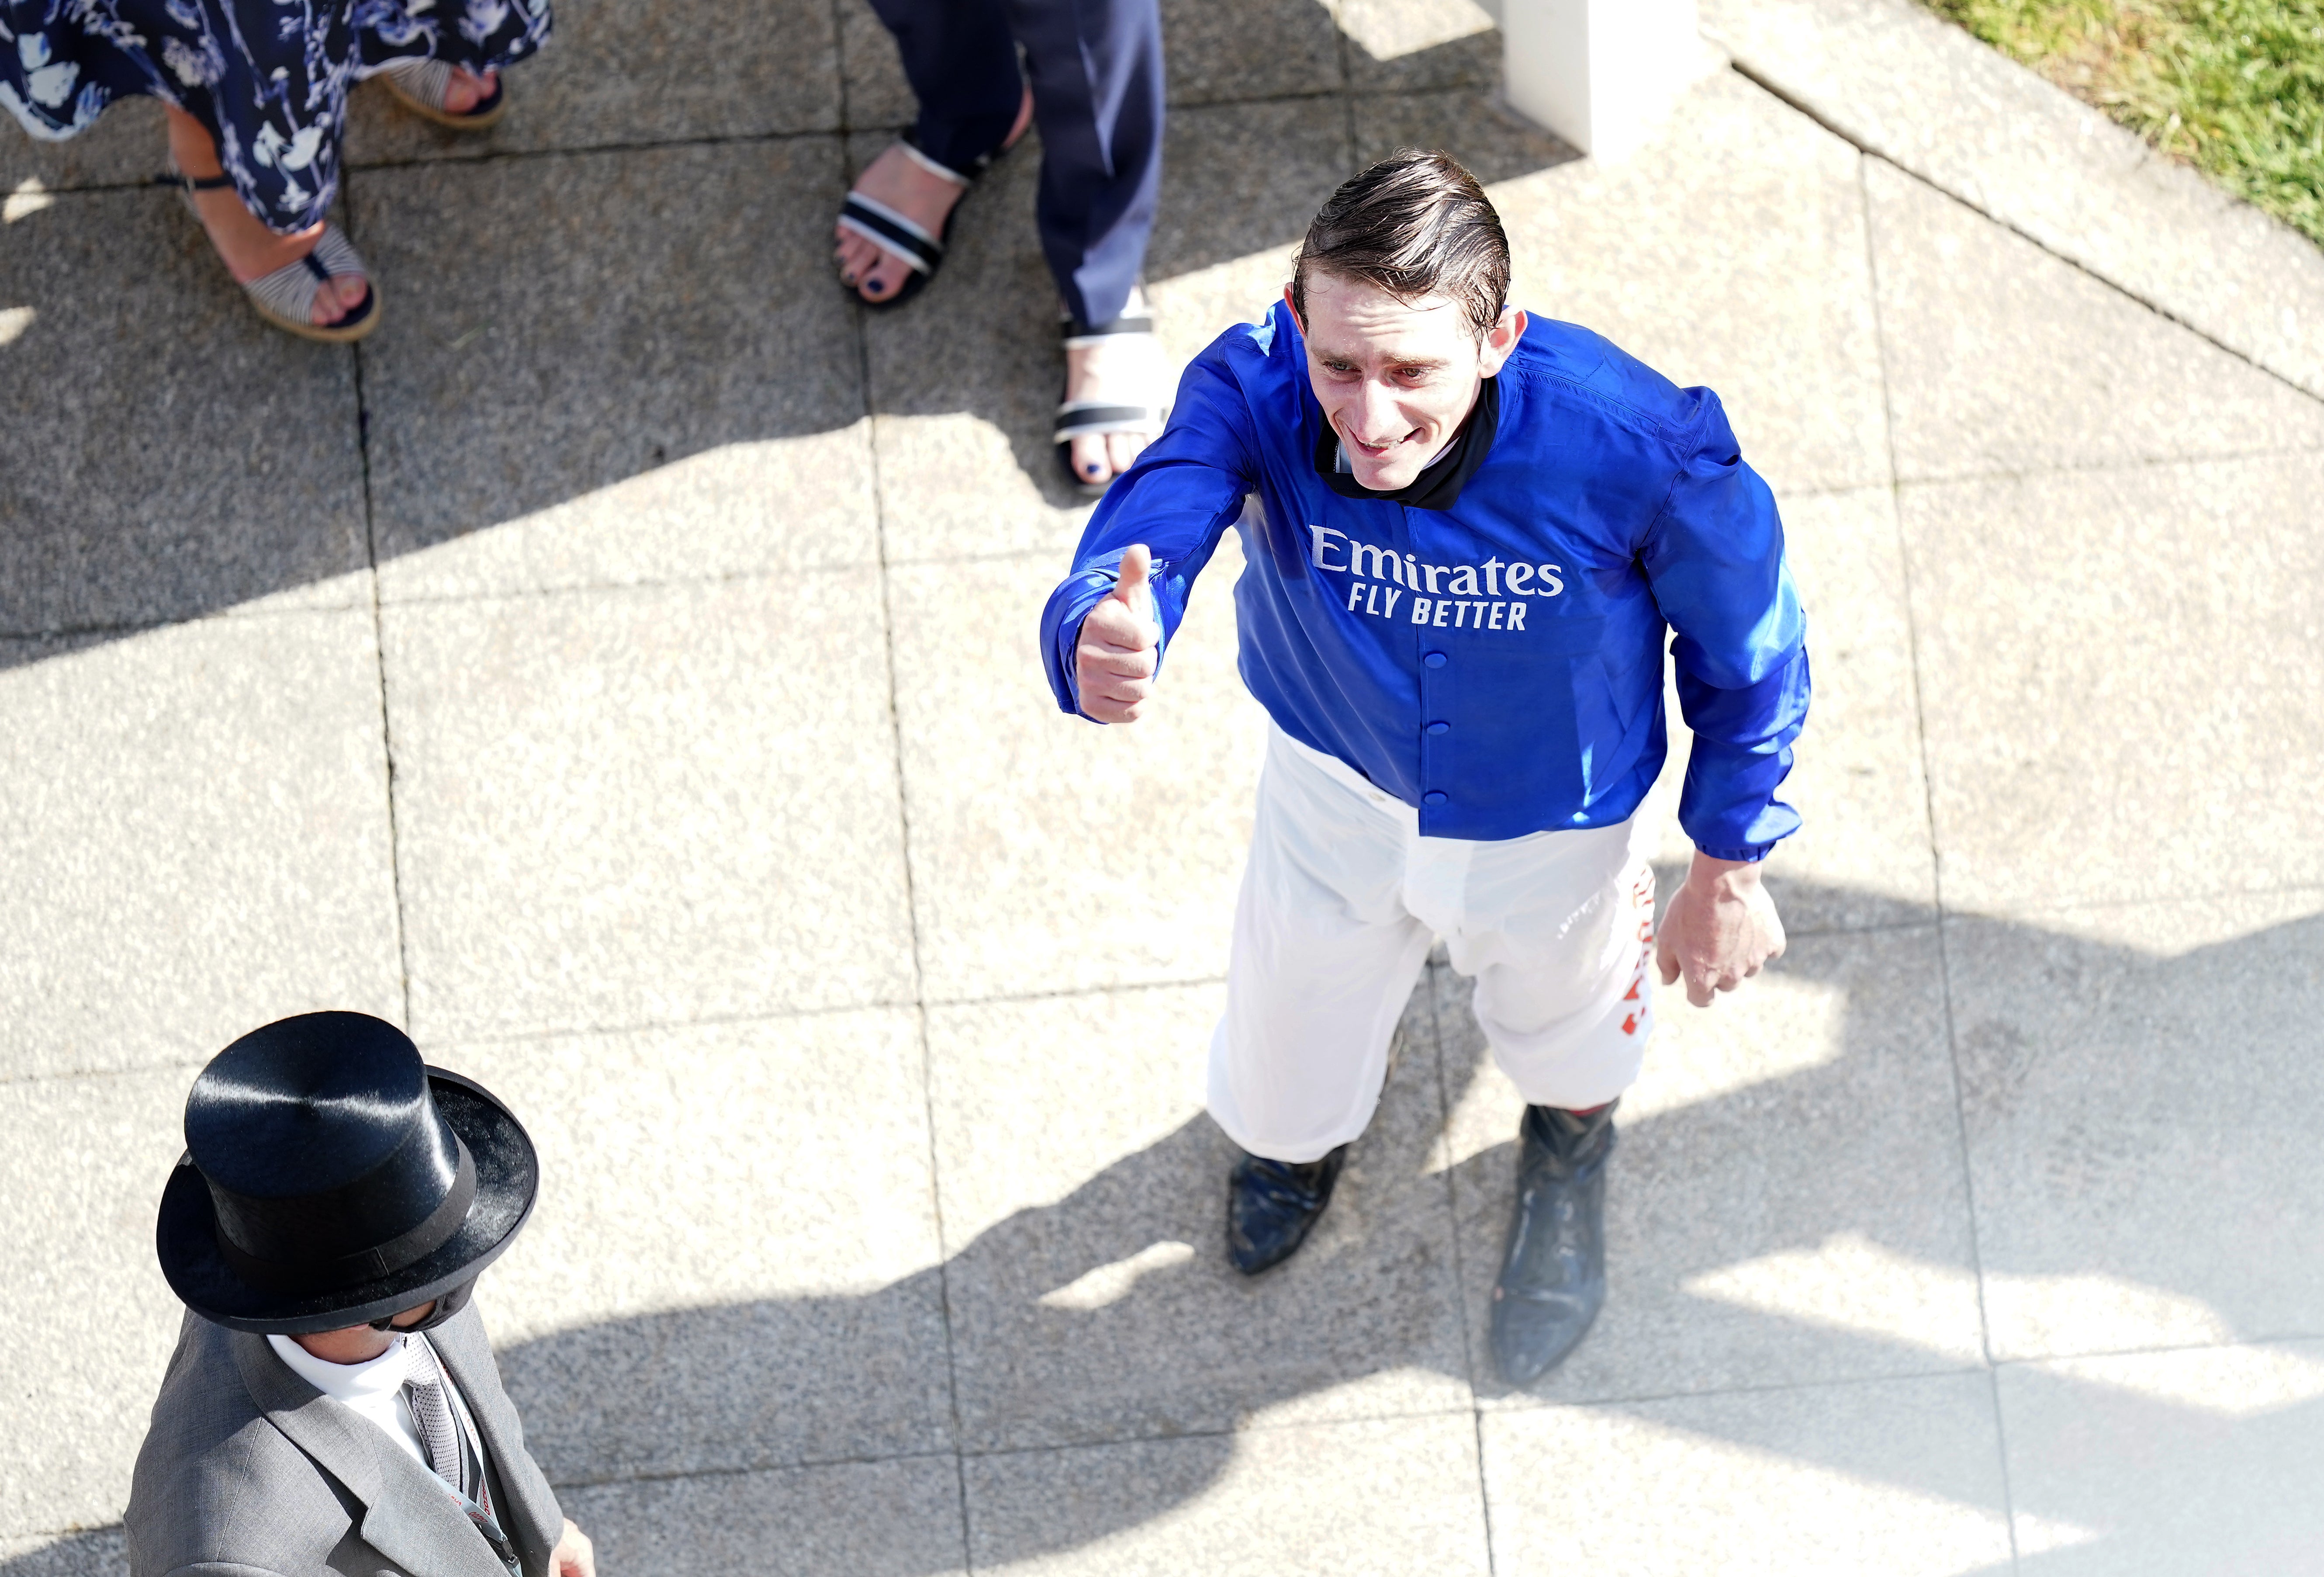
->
[[838, 193, 942, 276], [902, 124, 1015, 184], [380, 57, 456, 109], [307, 226, 367, 279], [896, 138, 974, 188], [1055, 400, 1166, 442], [379, 57, 503, 119], [243, 226, 369, 325]]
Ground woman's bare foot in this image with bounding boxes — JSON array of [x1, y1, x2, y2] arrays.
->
[[441, 66, 496, 114], [1064, 291, 1169, 487], [834, 86, 1032, 305], [164, 103, 367, 328]]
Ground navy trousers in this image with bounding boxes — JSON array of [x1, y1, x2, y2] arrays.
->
[[864, 0, 1163, 330]]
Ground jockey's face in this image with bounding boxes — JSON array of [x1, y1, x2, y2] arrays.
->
[[1291, 271, 1524, 493]]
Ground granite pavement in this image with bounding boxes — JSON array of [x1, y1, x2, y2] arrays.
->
[[4, 0, 2320, 1570]]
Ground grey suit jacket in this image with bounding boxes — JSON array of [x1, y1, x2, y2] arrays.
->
[[126, 1304, 566, 1577]]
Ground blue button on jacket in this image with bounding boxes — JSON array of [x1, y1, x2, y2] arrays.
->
[[1039, 301, 1811, 860]]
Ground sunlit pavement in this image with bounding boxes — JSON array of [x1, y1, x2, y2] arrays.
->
[[4, 0, 2322, 1571]]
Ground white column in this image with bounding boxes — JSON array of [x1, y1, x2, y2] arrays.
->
[[1501, 0, 1711, 161]]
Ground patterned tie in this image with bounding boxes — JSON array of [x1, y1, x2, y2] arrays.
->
[[402, 1338, 466, 1495]]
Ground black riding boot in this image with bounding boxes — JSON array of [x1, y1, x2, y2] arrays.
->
[[1226, 1144, 1349, 1275], [1490, 1101, 1617, 1385]]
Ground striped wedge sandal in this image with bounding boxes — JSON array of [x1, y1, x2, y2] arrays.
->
[[168, 172, 380, 344], [377, 57, 508, 130], [1055, 299, 1171, 496]]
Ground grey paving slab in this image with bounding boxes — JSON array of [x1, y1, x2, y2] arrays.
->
[[558, 1456, 965, 1577], [1141, 95, 1355, 414], [357, 140, 875, 603], [1338, 0, 1501, 92], [928, 982, 1473, 1452], [1638, 485, 1933, 935], [1761, 488, 1934, 931], [1867, 159, 2324, 483], [1948, 891, 2324, 1362], [1370, 73, 1890, 499], [1442, 927, 1983, 1405], [852, 128, 1090, 564], [1348, 82, 1572, 187], [381, 573, 916, 1043], [1995, 1342, 2324, 1574], [344, 0, 840, 164], [1482, 1373, 2016, 1573], [1147, 97, 1354, 288], [0, 1067, 198, 1536], [445, 1012, 953, 1479], [0, 183, 367, 635], [0, 613, 403, 1078], [891, 547, 1264, 1004], [836, 0, 920, 132], [0, 94, 160, 193], [1702, 0, 2324, 400], [1164, 0, 1345, 105], [1900, 454, 2324, 914], [964, 1413, 1491, 1574], [0, 1529, 127, 1577]]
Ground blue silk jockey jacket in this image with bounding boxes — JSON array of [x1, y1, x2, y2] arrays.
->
[[1039, 299, 1812, 860]]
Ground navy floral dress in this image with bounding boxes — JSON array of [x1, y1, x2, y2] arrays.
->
[[2, 0, 551, 232]]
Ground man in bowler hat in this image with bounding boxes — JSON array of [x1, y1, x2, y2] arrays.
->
[[128, 1011, 595, 1577]]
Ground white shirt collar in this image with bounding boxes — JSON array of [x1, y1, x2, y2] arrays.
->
[[268, 1330, 412, 1402]]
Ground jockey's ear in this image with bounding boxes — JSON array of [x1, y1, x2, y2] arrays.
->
[[1282, 284, 1305, 335], [1479, 305, 1528, 377]]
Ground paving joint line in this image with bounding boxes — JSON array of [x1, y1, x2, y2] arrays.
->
[[1891, 444, 2324, 492], [368, 557, 879, 614], [526, 1395, 1496, 1499], [0, 1057, 207, 1091], [1856, 150, 2023, 1570], [1990, 1331, 2324, 1368], [1729, 59, 2324, 413], [16, 80, 1398, 202], [1937, 878, 2324, 926], [342, 212, 416, 1029], [830, 28, 978, 1566], [1421, 954, 1502, 1576], [533, 1361, 2038, 1501], [0, 598, 375, 648], [1500, 1360, 1998, 1414]]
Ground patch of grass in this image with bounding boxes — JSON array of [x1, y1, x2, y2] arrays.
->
[[1919, 0, 2324, 244]]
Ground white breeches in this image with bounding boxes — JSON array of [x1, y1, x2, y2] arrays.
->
[[1207, 724, 1659, 1163]]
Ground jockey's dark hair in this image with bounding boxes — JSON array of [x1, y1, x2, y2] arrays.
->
[[1291, 149, 1510, 341]]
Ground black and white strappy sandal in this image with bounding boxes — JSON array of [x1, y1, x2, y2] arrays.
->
[[377, 58, 508, 130], [165, 171, 381, 344], [835, 135, 1009, 312], [1055, 304, 1171, 496]]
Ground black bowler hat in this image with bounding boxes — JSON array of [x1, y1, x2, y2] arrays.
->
[[156, 1012, 539, 1334]]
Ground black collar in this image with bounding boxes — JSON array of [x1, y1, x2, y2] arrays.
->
[[1312, 375, 1501, 512]]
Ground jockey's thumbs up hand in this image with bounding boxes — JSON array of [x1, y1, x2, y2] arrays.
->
[[1076, 544, 1162, 724]]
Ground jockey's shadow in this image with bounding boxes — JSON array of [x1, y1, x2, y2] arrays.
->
[[3, 881, 2316, 1572], [509, 881, 2324, 1570]]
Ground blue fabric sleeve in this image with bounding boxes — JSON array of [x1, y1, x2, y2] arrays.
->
[[1040, 340, 1262, 719], [1638, 389, 1812, 860]]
